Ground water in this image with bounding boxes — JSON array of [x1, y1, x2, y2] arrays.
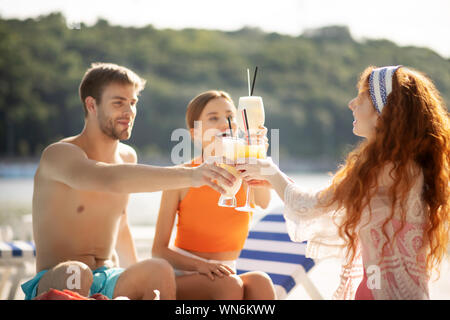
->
[[0, 172, 332, 226]]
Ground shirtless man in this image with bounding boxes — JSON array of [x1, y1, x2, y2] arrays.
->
[[21, 63, 236, 300]]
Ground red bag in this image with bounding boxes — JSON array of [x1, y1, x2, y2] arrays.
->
[[89, 293, 109, 300], [63, 289, 90, 300], [34, 289, 89, 300], [34, 288, 111, 300]]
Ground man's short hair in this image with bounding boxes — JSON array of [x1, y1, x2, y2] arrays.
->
[[79, 62, 146, 117]]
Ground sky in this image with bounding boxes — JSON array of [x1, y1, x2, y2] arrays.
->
[[1, 0, 449, 58]]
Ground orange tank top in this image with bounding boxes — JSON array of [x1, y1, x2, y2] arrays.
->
[[174, 162, 253, 253]]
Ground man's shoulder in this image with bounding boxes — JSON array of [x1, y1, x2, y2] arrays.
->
[[41, 140, 85, 160], [38, 141, 87, 175], [36, 141, 86, 180], [118, 143, 137, 164]]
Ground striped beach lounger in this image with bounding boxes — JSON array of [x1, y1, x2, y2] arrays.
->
[[0, 241, 36, 299], [236, 208, 323, 299]]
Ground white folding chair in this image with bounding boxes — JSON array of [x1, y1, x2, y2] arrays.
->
[[0, 241, 36, 300], [236, 207, 323, 300]]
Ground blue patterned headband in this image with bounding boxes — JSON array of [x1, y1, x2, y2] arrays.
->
[[369, 65, 402, 113]]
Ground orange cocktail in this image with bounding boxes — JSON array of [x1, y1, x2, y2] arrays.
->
[[237, 140, 266, 159], [234, 137, 267, 212]]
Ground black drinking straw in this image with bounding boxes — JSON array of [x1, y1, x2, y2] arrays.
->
[[227, 116, 233, 137], [250, 66, 258, 96], [243, 109, 252, 145]]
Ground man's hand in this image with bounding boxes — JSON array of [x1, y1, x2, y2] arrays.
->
[[190, 159, 236, 194]]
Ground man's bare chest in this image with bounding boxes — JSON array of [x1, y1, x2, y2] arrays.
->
[[73, 189, 129, 215]]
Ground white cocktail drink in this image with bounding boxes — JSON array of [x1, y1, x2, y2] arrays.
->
[[217, 163, 242, 207], [218, 164, 242, 196], [237, 96, 265, 134]]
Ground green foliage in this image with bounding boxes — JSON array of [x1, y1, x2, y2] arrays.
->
[[1, 13, 449, 161]]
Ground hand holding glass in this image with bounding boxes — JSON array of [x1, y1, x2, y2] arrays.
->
[[216, 136, 244, 207]]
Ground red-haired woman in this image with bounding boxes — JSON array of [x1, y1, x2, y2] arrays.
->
[[236, 66, 450, 299]]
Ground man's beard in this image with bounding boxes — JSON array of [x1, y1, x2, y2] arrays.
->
[[97, 109, 132, 141]]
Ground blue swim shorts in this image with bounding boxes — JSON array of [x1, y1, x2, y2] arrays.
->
[[21, 265, 125, 300]]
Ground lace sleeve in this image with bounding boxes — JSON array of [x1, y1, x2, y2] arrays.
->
[[283, 183, 347, 260]]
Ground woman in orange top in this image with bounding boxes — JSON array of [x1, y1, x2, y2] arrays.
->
[[152, 90, 276, 299]]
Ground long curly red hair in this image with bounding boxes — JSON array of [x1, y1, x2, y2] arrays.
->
[[321, 66, 450, 276]]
